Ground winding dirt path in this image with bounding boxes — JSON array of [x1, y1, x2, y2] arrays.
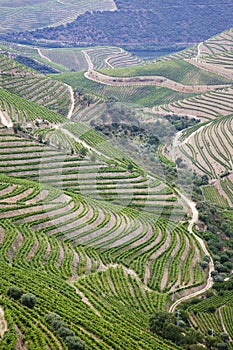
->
[[85, 70, 230, 93], [58, 126, 111, 159], [169, 189, 214, 313], [37, 49, 75, 118], [71, 282, 102, 317], [82, 50, 94, 71], [194, 42, 203, 62], [37, 48, 52, 63], [0, 306, 7, 338], [219, 306, 232, 342], [65, 84, 75, 119]]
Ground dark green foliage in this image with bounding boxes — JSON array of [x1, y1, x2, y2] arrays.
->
[[7, 286, 24, 300], [164, 115, 200, 131], [57, 326, 75, 338], [13, 54, 58, 74], [79, 147, 88, 158], [45, 313, 64, 330], [150, 310, 206, 348], [45, 313, 85, 349], [65, 336, 85, 350], [13, 123, 22, 134], [150, 311, 176, 336], [217, 343, 229, 350], [21, 293, 37, 308], [6, 0, 233, 50]]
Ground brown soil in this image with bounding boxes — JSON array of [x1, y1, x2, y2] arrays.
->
[[86, 70, 231, 93]]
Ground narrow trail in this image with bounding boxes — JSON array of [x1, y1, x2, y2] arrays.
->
[[64, 84, 75, 119], [171, 123, 209, 150], [82, 50, 94, 71], [37, 48, 75, 119], [37, 48, 52, 63], [0, 306, 7, 338], [57, 126, 111, 160], [108, 263, 153, 292], [70, 281, 102, 317], [219, 307, 232, 342], [169, 189, 214, 313], [194, 42, 203, 62], [105, 57, 114, 69], [85, 70, 230, 93], [169, 123, 209, 162]]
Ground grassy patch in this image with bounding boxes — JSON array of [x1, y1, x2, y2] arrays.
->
[[53, 72, 195, 107], [99, 59, 231, 85]]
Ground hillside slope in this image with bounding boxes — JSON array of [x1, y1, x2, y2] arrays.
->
[[1, 1, 233, 51]]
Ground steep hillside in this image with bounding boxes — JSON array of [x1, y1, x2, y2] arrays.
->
[[0, 0, 116, 32], [0, 28, 233, 350], [1, 1, 233, 51]]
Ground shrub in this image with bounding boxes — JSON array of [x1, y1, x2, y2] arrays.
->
[[65, 336, 85, 350], [7, 286, 24, 300], [21, 293, 37, 308], [57, 326, 75, 339]]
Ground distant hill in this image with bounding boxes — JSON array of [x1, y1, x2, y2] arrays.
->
[[2, 0, 233, 51], [0, 0, 116, 32]]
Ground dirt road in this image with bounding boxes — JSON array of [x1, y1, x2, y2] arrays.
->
[[65, 84, 75, 119], [85, 70, 230, 93], [169, 189, 214, 312]]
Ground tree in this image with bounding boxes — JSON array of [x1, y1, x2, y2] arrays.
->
[[127, 163, 134, 172], [21, 293, 37, 308], [38, 134, 43, 143], [200, 260, 209, 270], [57, 326, 75, 339], [205, 335, 218, 349], [45, 313, 64, 330], [150, 311, 175, 336], [13, 123, 21, 134], [7, 286, 24, 300], [65, 336, 85, 350], [163, 323, 183, 343], [80, 147, 88, 158]]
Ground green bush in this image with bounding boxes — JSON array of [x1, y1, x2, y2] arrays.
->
[[21, 293, 37, 308], [7, 286, 24, 300]]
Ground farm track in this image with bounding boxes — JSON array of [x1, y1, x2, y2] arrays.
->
[[169, 190, 214, 312], [85, 70, 231, 93], [65, 84, 75, 119], [219, 307, 233, 342]]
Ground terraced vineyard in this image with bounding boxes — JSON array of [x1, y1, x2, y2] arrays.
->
[[188, 289, 233, 347], [0, 164, 204, 349], [0, 54, 72, 115], [40, 47, 144, 72], [0, 0, 117, 32], [1, 27, 233, 350], [54, 71, 196, 109], [175, 114, 233, 181], [99, 59, 231, 85], [154, 87, 233, 120], [197, 28, 233, 58]]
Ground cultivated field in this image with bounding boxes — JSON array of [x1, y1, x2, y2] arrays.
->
[[0, 28, 233, 349], [39, 47, 144, 72], [0, 0, 117, 32]]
